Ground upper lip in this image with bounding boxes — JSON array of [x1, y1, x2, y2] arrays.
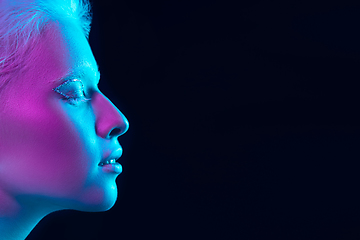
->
[[98, 148, 123, 166]]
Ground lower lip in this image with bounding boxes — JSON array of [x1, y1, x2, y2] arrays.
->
[[100, 162, 122, 174]]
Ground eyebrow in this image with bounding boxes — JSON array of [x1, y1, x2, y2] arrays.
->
[[55, 63, 101, 86]]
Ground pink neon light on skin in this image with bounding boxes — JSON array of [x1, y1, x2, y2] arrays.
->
[[0, 18, 128, 221]]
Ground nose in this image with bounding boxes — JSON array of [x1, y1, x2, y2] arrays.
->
[[92, 92, 129, 139]]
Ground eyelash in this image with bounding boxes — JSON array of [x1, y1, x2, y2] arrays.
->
[[66, 96, 92, 105]]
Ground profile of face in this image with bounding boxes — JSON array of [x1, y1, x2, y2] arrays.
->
[[0, 20, 129, 213]]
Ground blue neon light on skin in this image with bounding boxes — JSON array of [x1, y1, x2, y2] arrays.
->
[[0, 1, 129, 239]]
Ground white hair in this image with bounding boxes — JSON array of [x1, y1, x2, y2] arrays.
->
[[0, 0, 92, 91]]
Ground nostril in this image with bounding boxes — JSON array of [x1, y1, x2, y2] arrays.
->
[[109, 128, 122, 138]]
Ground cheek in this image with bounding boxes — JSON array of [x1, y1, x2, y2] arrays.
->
[[0, 101, 96, 197]]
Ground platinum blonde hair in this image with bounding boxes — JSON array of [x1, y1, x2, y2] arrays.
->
[[0, 0, 92, 90]]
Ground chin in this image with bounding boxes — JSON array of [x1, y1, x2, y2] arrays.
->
[[76, 183, 119, 212], [51, 181, 119, 213]]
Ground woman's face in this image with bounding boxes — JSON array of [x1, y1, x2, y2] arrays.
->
[[0, 21, 129, 212]]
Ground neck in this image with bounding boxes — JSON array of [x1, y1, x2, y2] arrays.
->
[[0, 191, 56, 240]]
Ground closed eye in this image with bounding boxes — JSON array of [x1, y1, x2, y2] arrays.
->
[[53, 79, 91, 105]]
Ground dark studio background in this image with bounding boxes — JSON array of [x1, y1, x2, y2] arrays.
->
[[26, 1, 360, 239]]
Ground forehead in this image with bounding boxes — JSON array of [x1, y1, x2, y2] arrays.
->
[[0, 19, 99, 112], [56, 21, 100, 84], [25, 20, 99, 87]]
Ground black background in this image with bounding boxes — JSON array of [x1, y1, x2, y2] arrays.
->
[[27, 0, 360, 239]]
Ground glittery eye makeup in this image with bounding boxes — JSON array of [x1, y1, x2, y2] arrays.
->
[[53, 79, 91, 105]]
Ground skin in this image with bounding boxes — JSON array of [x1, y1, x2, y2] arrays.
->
[[0, 19, 129, 239]]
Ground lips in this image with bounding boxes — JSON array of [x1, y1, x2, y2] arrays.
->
[[98, 148, 122, 167], [98, 159, 116, 166]]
